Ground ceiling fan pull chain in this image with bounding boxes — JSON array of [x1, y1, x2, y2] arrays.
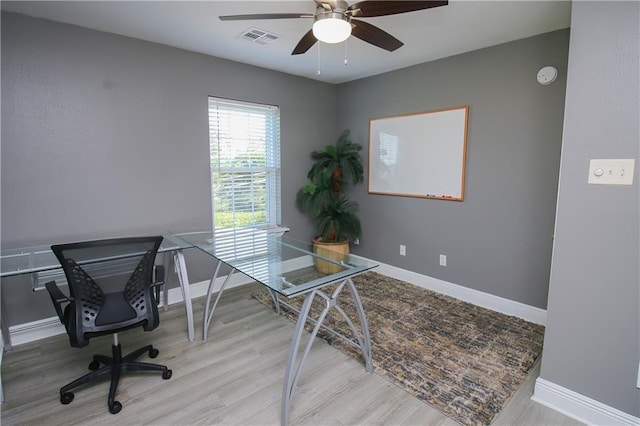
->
[[317, 42, 321, 76], [344, 39, 348, 65]]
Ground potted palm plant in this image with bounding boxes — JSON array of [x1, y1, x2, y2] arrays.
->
[[296, 130, 364, 273]]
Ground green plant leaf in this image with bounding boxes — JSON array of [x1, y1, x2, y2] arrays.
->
[[297, 129, 364, 243]]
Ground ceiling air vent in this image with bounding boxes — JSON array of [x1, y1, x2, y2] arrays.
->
[[240, 27, 281, 45]]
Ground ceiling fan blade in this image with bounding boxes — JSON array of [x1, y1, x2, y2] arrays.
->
[[348, 1, 448, 17], [219, 13, 313, 21], [291, 29, 318, 55], [351, 19, 403, 52]]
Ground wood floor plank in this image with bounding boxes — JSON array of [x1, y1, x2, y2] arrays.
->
[[1, 283, 581, 425]]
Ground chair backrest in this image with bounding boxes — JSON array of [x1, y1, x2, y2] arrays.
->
[[51, 236, 163, 347]]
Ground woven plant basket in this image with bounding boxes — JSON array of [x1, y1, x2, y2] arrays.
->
[[312, 238, 349, 274]]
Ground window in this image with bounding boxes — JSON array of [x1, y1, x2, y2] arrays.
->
[[208, 97, 281, 230]]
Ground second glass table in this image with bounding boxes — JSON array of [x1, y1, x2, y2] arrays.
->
[[172, 228, 377, 426]]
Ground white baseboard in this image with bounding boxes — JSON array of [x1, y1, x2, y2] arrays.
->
[[8, 275, 253, 347], [163, 273, 253, 307], [8, 317, 67, 345], [9, 261, 545, 345], [533, 378, 640, 425], [365, 258, 547, 325]]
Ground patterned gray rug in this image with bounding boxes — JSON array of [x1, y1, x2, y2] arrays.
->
[[253, 271, 544, 425]]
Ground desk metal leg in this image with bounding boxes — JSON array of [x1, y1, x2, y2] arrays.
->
[[1, 296, 11, 352], [280, 277, 372, 425], [161, 252, 171, 312], [172, 250, 194, 342], [281, 288, 318, 426], [267, 288, 281, 315], [202, 263, 236, 342], [346, 278, 373, 374], [1, 292, 8, 404]]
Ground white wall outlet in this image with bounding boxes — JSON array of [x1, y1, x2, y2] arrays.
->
[[400, 245, 406, 256], [637, 361, 640, 389], [588, 159, 635, 185], [353, 238, 359, 245], [439, 254, 447, 266]]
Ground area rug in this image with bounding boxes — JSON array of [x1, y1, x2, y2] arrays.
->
[[252, 271, 545, 425]]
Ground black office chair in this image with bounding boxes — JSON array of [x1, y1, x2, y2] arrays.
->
[[45, 236, 172, 414]]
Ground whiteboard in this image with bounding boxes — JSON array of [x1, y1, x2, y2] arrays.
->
[[368, 105, 469, 201]]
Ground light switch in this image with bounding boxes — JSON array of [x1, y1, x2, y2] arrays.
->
[[588, 159, 635, 185]]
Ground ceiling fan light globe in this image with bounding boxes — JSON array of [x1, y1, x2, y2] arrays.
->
[[312, 13, 351, 44]]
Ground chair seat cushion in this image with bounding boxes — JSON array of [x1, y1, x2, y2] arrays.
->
[[95, 293, 137, 326]]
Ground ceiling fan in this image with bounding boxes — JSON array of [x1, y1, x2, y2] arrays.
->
[[219, 0, 448, 55]]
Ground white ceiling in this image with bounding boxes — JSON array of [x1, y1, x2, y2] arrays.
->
[[1, 1, 572, 84]]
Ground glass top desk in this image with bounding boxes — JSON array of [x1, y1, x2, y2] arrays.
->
[[173, 228, 378, 426], [0, 233, 199, 348]]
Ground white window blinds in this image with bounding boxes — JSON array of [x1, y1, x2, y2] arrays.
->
[[208, 97, 281, 230]]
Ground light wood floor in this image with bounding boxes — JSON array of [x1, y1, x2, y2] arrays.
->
[[1, 283, 582, 425]]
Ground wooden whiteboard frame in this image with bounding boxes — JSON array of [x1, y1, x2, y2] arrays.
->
[[368, 105, 469, 201]]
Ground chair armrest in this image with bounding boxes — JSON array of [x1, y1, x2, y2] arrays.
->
[[151, 265, 166, 307], [44, 281, 72, 324], [153, 265, 165, 288]]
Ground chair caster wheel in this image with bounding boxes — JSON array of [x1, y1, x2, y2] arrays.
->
[[88, 360, 100, 370], [162, 369, 172, 380], [149, 348, 159, 358], [109, 401, 122, 414], [60, 392, 74, 404]]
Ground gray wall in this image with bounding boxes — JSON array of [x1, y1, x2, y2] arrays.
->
[[539, 1, 640, 417], [338, 29, 570, 309], [0, 12, 336, 325], [1, 12, 570, 321]]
